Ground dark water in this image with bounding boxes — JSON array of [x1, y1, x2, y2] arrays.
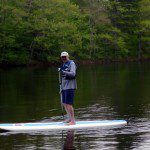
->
[[0, 63, 150, 150]]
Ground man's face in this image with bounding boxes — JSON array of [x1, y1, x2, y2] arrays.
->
[[61, 56, 69, 63]]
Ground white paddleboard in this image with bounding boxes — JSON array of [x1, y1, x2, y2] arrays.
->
[[0, 120, 127, 132]]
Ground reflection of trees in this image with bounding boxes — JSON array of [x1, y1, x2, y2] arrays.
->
[[0, 67, 60, 122], [0, 63, 150, 149], [77, 63, 150, 149]]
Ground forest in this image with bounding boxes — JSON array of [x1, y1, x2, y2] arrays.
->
[[0, 0, 149, 65]]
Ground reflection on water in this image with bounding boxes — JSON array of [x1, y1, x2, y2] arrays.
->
[[0, 62, 150, 149], [63, 130, 75, 150]]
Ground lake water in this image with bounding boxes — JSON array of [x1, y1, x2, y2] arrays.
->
[[0, 62, 150, 150]]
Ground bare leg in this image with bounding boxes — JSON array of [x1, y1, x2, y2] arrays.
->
[[63, 104, 71, 122], [66, 104, 75, 125]]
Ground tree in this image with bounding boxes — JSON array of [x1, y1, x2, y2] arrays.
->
[[139, 0, 150, 59], [0, 0, 86, 64], [108, 0, 141, 57]]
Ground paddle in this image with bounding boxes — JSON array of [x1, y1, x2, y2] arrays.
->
[[59, 70, 64, 119]]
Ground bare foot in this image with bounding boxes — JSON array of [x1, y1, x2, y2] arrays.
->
[[67, 121, 76, 125]]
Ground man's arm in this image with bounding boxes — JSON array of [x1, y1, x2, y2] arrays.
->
[[63, 62, 76, 77]]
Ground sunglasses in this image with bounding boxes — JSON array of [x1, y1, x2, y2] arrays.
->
[[61, 56, 67, 59]]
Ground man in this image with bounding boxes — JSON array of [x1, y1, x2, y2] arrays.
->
[[59, 51, 77, 125]]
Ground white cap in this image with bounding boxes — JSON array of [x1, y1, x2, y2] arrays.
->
[[60, 51, 69, 57]]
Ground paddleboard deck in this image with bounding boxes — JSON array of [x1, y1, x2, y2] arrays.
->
[[0, 120, 127, 132]]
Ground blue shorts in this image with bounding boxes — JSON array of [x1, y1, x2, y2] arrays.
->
[[62, 89, 75, 105]]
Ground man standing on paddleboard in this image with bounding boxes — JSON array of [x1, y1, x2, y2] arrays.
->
[[58, 52, 77, 125]]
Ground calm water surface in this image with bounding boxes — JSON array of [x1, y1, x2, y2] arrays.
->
[[0, 63, 150, 150]]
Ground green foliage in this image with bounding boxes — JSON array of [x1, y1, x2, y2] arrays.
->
[[95, 24, 128, 59], [1, 51, 29, 65], [0, 0, 149, 65], [139, 0, 150, 54], [0, 0, 86, 64], [108, 0, 141, 56]]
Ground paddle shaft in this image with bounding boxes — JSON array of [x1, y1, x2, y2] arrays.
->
[[59, 71, 64, 119]]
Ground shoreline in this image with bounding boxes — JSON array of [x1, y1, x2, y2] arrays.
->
[[0, 58, 150, 68]]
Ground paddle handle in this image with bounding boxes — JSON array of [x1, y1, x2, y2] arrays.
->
[[59, 71, 64, 119]]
